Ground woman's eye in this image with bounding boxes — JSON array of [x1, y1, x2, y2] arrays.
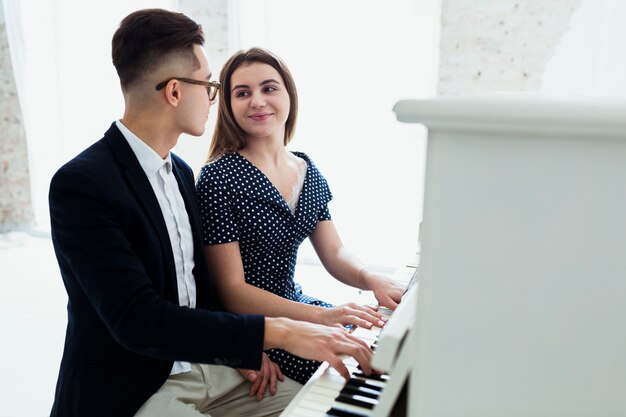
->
[[234, 91, 249, 97], [264, 86, 277, 93]]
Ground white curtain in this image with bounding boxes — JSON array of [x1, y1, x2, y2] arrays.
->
[[542, 0, 626, 98], [2, 0, 176, 231], [236, 0, 441, 268]]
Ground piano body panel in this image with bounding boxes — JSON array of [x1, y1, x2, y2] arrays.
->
[[283, 94, 626, 416], [399, 95, 626, 417]]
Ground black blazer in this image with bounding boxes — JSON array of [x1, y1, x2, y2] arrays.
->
[[48, 123, 264, 417]]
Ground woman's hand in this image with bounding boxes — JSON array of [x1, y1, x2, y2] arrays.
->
[[318, 302, 386, 329], [237, 352, 284, 401], [363, 272, 405, 311]]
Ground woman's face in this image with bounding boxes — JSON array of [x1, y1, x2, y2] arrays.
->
[[229, 62, 291, 143]]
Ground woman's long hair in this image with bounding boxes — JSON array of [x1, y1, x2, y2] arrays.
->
[[206, 47, 299, 163]]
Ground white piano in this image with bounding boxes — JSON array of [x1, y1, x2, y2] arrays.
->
[[282, 94, 626, 417]]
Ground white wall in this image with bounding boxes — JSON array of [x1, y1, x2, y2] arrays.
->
[[542, 0, 626, 98], [236, 0, 441, 268]]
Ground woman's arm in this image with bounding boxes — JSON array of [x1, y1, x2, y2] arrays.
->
[[309, 220, 405, 310], [204, 242, 383, 327]]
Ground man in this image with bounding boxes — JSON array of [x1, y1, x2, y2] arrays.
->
[[48, 8, 372, 417]]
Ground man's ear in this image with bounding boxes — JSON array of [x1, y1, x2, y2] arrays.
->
[[165, 80, 181, 107]]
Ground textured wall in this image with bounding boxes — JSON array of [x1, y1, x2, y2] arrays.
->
[[438, 0, 583, 94], [180, 0, 230, 72], [0, 16, 33, 232]]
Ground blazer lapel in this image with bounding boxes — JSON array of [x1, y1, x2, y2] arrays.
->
[[103, 124, 177, 284]]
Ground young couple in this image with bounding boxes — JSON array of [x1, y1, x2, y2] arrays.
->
[[49, 8, 403, 417]]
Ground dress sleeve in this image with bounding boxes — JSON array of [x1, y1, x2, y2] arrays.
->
[[317, 204, 332, 221], [195, 165, 240, 245], [309, 160, 333, 222]]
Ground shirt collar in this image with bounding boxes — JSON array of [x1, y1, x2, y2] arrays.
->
[[115, 120, 172, 177]]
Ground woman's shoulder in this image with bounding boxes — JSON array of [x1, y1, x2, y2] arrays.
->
[[291, 150, 310, 162], [291, 151, 324, 177], [199, 152, 244, 175], [197, 152, 248, 187], [292, 151, 317, 170]]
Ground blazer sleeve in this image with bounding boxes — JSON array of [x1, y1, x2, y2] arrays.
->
[[49, 163, 264, 369]]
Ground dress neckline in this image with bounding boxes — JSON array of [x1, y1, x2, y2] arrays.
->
[[234, 151, 309, 215]]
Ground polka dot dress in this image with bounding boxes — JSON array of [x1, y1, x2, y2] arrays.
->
[[196, 151, 334, 384]]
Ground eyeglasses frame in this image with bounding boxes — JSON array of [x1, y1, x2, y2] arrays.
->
[[155, 77, 221, 100]]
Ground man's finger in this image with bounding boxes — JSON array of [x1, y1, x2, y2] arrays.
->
[[328, 356, 350, 380]]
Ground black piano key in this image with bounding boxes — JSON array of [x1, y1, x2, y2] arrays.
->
[[341, 385, 380, 400], [326, 406, 370, 417], [336, 392, 378, 409], [346, 378, 383, 391], [352, 370, 389, 382]]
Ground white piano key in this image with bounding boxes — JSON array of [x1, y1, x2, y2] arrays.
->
[[313, 371, 348, 390], [351, 326, 379, 342], [288, 378, 381, 417], [327, 364, 358, 378], [298, 393, 339, 410], [377, 307, 394, 319], [343, 356, 360, 368], [298, 393, 374, 417], [288, 408, 321, 417]]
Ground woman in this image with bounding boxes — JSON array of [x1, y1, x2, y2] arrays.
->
[[196, 48, 404, 384]]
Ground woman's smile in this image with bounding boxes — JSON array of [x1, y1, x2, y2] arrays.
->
[[249, 113, 272, 121]]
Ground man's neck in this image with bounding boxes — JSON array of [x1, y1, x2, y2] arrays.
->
[[120, 115, 178, 159]]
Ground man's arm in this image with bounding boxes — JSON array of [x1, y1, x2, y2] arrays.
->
[[49, 163, 264, 369]]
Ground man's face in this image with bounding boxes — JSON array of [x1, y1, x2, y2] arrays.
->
[[175, 44, 215, 137]]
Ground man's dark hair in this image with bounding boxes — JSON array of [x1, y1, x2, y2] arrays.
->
[[112, 8, 204, 91]]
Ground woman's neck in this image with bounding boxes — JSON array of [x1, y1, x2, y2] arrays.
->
[[239, 136, 292, 169]]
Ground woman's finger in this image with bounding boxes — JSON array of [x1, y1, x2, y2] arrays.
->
[[269, 361, 278, 395], [251, 353, 270, 400]]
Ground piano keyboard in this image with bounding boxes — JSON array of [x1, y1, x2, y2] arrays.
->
[[279, 259, 419, 417]]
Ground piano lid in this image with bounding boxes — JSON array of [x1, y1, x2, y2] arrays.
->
[[393, 93, 626, 137]]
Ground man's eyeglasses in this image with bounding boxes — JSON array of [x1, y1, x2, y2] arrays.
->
[[155, 78, 221, 101]]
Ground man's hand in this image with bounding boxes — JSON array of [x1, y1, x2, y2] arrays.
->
[[264, 317, 373, 380], [237, 352, 284, 401]]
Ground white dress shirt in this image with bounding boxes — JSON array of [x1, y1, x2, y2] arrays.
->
[[116, 120, 196, 375]]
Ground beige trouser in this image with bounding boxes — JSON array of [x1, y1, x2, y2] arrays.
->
[[134, 364, 302, 417]]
